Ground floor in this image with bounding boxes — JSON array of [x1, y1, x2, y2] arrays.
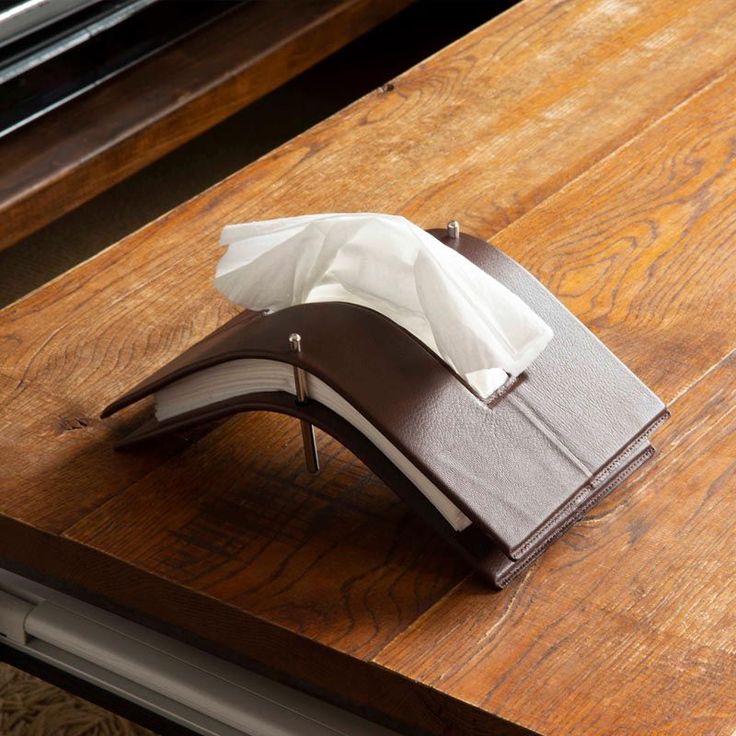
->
[[0, 3, 513, 732], [0, 665, 153, 735]]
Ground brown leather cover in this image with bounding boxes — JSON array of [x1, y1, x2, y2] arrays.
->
[[103, 230, 669, 586]]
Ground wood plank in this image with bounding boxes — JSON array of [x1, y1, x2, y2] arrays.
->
[[1, 1, 736, 734], [375, 350, 736, 735], [63, 415, 467, 659], [57, 43, 736, 641], [0, 370, 201, 532], [0, 0, 412, 251], [3, 0, 736, 397], [489, 69, 736, 406], [0, 515, 535, 736], [1, 0, 735, 535]]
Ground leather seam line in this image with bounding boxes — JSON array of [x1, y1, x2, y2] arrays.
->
[[513, 411, 667, 558], [590, 410, 670, 488], [590, 435, 647, 489], [507, 393, 593, 475], [499, 446, 655, 586], [514, 479, 595, 559]]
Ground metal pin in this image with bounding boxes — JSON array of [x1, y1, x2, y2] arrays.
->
[[289, 333, 319, 474], [447, 220, 460, 239]]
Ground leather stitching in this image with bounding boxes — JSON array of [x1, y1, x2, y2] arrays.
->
[[498, 446, 655, 586], [512, 409, 669, 558], [590, 410, 670, 487]]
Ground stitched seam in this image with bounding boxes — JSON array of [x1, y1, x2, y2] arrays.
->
[[590, 437, 646, 488], [575, 446, 655, 520], [514, 480, 594, 558], [590, 410, 670, 487], [498, 446, 655, 586], [513, 410, 669, 557]]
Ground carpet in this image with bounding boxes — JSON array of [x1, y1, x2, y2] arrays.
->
[[0, 663, 154, 736]]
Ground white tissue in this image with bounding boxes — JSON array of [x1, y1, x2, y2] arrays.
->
[[215, 213, 553, 397]]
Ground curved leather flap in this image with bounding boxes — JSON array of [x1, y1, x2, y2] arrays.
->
[[104, 301, 559, 557], [104, 230, 669, 560]]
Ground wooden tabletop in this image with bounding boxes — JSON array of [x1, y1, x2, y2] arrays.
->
[[1, 0, 735, 733]]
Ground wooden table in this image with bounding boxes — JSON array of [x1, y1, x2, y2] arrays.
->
[[0, 0, 411, 252], [1, 0, 735, 733]]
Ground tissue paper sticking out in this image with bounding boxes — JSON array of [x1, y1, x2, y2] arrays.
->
[[215, 213, 553, 398]]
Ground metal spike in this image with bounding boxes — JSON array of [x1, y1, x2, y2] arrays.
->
[[289, 333, 319, 474]]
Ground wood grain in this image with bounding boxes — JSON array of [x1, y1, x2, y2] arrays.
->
[[0, 0, 412, 251], [1, 1, 736, 734], [2, 0, 736, 392], [0, 515, 535, 736], [376, 350, 736, 735], [492, 67, 736, 405], [0, 370, 200, 531], [63, 415, 467, 659]]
